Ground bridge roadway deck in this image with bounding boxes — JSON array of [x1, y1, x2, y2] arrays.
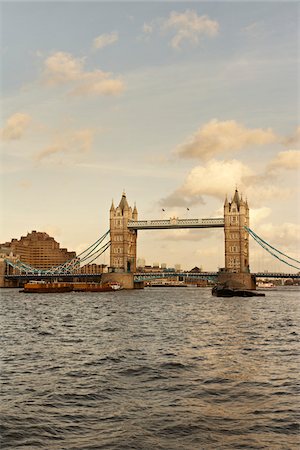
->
[[127, 218, 224, 230], [4, 272, 300, 281]]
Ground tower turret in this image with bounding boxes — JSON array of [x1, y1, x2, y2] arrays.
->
[[110, 200, 115, 219], [133, 203, 138, 221]]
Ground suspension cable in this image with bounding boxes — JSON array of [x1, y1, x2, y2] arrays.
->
[[47, 230, 110, 272], [86, 241, 111, 265], [245, 227, 300, 264], [245, 227, 300, 270]]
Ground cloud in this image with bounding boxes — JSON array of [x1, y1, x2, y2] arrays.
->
[[1, 113, 31, 141], [35, 128, 95, 163], [282, 126, 300, 146], [142, 10, 219, 49], [242, 21, 265, 38], [250, 207, 272, 227], [143, 23, 153, 34], [43, 51, 124, 96], [175, 119, 277, 160], [256, 222, 300, 252], [162, 10, 219, 49], [93, 32, 118, 50], [70, 72, 124, 96], [161, 159, 251, 206], [161, 159, 291, 208], [269, 149, 300, 171]]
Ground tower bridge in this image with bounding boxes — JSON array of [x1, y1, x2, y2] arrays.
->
[[2, 189, 299, 289], [108, 189, 253, 288]]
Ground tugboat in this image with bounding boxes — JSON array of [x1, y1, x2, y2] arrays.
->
[[212, 284, 265, 297]]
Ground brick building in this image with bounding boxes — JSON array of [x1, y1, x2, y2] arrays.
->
[[1, 231, 76, 270]]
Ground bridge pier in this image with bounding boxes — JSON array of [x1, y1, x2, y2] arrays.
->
[[217, 271, 256, 290], [102, 272, 135, 289]]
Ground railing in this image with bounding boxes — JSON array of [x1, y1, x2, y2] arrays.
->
[[254, 272, 300, 279], [4, 271, 299, 280], [128, 217, 224, 230]]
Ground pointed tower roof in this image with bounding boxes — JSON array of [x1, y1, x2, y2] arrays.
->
[[118, 192, 129, 212], [232, 189, 240, 208], [110, 199, 115, 211], [133, 202, 137, 213]]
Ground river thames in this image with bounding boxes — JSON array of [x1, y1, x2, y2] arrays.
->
[[1, 287, 299, 449]]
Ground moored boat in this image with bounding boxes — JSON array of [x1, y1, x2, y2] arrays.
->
[[20, 281, 122, 293], [212, 285, 265, 297], [20, 281, 73, 293]]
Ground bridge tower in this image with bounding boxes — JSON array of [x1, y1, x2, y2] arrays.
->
[[224, 189, 249, 273], [220, 189, 255, 289], [109, 192, 138, 273]]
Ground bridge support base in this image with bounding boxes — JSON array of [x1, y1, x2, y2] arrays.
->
[[217, 272, 256, 290], [102, 272, 135, 290]]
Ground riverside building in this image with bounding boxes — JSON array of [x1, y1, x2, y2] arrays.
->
[[0, 231, 76, 270]]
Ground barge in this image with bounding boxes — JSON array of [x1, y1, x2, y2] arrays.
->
[[20, 281, 122, 293]]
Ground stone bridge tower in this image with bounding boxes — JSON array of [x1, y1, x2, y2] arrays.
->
[[220, 189, 255, 289], [224, 189, 249, 273], [109, 192, 137, 273]]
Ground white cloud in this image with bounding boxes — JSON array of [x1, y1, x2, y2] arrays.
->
[[70, 72, 124, 96], [175, 119, 277, 160], [143, 23, 153, 34], [142, 10, 219, 49], [256, 222, 300, 254], [35, 128, 95, 163], [269, 150, 300, 171], [43, 52, 83, 85], [182, 159, 251, 198], [43, 51, 124, 96], [162, 10, 219, 49], [1, 112, 31, 141], [161, 159, 292, 208], [161, 159, 251, 206], [250, 207, 272, 227], [93, 32, 118, 50]]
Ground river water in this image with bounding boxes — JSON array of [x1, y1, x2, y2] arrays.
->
[[1, 287, 299, 449]]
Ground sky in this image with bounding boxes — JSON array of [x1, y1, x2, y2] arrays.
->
[[1, 1, 299, 272]]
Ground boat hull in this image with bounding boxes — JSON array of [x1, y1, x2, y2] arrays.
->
[[21, 287, 73, 293], [212, 285, 265, 297]]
